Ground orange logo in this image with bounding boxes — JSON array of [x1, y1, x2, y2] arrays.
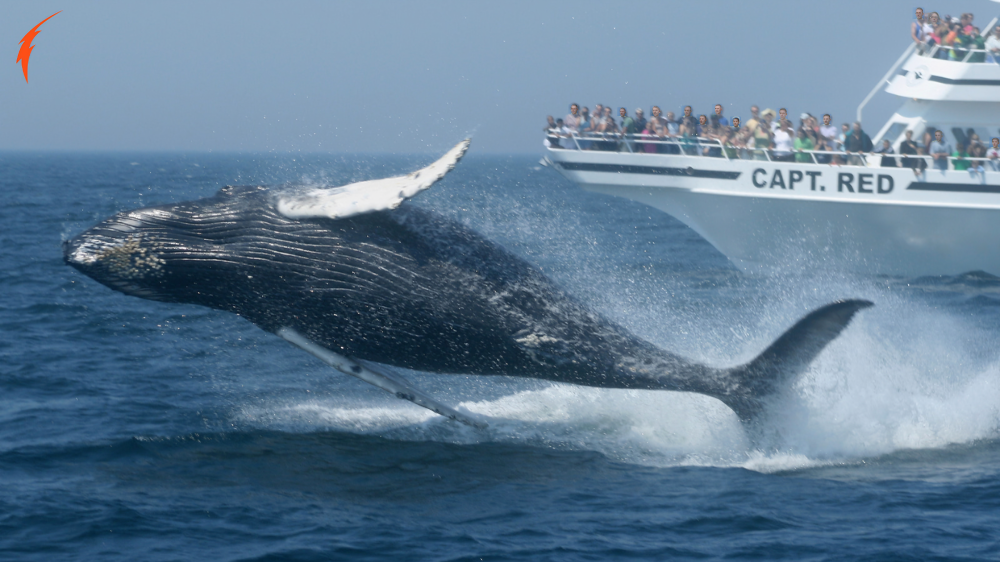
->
[[17, 11, 61, 84]]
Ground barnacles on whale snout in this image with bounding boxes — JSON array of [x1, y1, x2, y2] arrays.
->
[[93, 234, 167, 280]]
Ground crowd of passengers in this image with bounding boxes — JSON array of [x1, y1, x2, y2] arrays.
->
[[545, 104, 869, 165], [910, 9, 1000, 61], [544, 9, 1000, 172], [546, 105, 1000, 172]]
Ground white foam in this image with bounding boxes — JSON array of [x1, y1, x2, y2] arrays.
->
[[234, 287, 1000, 473]]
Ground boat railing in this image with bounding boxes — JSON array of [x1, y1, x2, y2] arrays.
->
[[546, 131, 872, 165], [901, 154, 1000, 171], [917, 44, 1000, 63], [545, 131, 1000, 171]]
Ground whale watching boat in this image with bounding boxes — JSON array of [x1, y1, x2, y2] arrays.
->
[[543, 14, 1000, 277]]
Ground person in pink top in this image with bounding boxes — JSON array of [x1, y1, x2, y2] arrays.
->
[[641, 121, 660, 153]]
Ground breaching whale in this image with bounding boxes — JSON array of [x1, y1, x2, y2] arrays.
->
[[64, 139, 872, 428]]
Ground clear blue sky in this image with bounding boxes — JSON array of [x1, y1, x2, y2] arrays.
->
[[1, 0, 992, 153]]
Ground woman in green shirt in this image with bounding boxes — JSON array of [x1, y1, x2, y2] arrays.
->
[[953, 142, 970, 171], [794, 128, 814, 163]]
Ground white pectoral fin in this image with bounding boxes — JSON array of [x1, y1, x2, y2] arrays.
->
[[277, 327, 487, 429], [276, 139, 471, 220]]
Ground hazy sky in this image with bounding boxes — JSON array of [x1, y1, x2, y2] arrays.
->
[[1, 0, 993, 153]]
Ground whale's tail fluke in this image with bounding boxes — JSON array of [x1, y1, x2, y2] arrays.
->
[[718, 299, 874, 424]]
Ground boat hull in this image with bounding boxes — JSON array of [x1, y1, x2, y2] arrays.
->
[[546, 148, 1000, 276]]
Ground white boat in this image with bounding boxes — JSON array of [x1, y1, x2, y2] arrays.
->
[[544, 14, 1000, 277]]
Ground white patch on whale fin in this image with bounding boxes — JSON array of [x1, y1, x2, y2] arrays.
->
[[276, 327, 488, 429], [276, 139, 471, 220]]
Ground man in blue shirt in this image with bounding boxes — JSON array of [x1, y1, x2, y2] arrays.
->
[[912, 7, 926, 46], [713, 104, 729, 127]]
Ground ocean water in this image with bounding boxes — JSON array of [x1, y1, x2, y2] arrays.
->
[[2, 150, 1000, 561]]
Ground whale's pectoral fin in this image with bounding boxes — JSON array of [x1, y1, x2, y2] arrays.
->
[[721, 299, 874, 423], [275, 139, 471, 220], [276, 327, 487, 429]]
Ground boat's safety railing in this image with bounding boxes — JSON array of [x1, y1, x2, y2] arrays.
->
[[890, 153, 1000, 171], [546, 132, 871, 165], [547, 132, 1000, 171], [918, 44, 1000, 63]]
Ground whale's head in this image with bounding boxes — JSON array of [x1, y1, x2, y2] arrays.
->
[[63, 186, 274, 305], [64, 139, 471, 313]]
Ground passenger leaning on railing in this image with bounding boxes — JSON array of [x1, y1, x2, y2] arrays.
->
[[813, 132, 834, 162], [664, 112, 681, 154], [634, 109, 646, 134], [587, 104, 604, 133], [640, 120, 659, 154], [875, 139, 898, 168], [577, 107, 592, 150], [752, 110, 775, 160], [678, 122, 698, 156], [649, 106, 663, 129], [844, 122, 873, 166], [681, 106, 697, 135], [929, 21, 950, 57], [926, 11, 940, 36], [595, 107, 618, 151], [922, 126, 937, 152], [988, 138, 1000, 171], [564, 104, 581, 132], [817, 114, 838, 164], [702, 116, 724, 158], [930, 130, 953, 170], [987, 26, 1000, 61], [969, 27, 985, 61], [772, 122, 794, 162], [922, 12, 936, 47], [620, 108, 637, 135], [950, 20, 984, 61], [953, 143, 971, 171], [968, 138, 987, 173], [543, 117, 562, 149], [912, 8, 927, 50], [900, 130, 927, 176], [794, 128, 814, 163], [969, 133, 986, 162]]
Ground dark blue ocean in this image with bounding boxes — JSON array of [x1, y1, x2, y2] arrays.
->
[[3, 150, 1000, 561]]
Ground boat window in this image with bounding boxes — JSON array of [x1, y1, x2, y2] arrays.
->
[[978, 126, 1000, 145], [946, 126, 1000, 147], [882, 122, 908, 144]]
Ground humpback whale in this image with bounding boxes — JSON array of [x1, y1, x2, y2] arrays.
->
[[64, 140, 871, 428]]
